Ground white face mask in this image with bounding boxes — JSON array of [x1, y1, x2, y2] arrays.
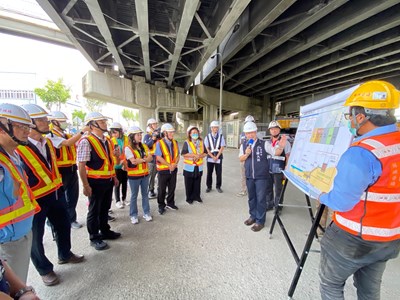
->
[[60, 122, 69, 130]]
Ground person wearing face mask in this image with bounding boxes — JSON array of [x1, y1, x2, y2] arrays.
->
[[77, 112, 121, 251], [125, 126, 153, 224], [155, 123, 180, 215], [47, 111, 89, 229], [17, 104, 84, 286], [318, 80, 400, 299], [181, 126, 207, 204]]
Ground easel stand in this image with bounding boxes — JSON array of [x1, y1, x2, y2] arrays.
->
[[269, 179, 326, 299]]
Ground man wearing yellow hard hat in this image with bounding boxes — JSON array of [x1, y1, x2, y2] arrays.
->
[[318, 80, 400, 299]]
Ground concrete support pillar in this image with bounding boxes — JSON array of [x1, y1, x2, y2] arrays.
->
[[139, 108, 156, 132], [202, 104, 218, 134], [262, 94, 271, 122]]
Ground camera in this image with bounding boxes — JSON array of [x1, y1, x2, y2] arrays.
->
[[152, 128, 162, 139]]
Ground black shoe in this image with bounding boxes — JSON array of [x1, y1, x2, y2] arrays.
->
[[166, 204, 179, 210], [216, 187, 223, 193], [266, 207, 274, 212], [90, 240, 109, 251], [206, 188, 211, 193], [101, 230, 121, 240], [158, 207, 166, 215], [149, 190, 157, 199], [186, 200, 193, 205], [195, 198, 203, 203], [108, 215, 116, 222]]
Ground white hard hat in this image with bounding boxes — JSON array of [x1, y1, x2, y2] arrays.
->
[[147, 118, 157, 126], [109, 122, 123, 130], [21, 104, 48, 119], [245, 115, 255, 123], [84, 112, 110, 125], [127, 126, 143, 135], [161, 123, 175, 132], [187, 125, 198, 134], [48, 111, 68, 121], [243, 121, 257, 133], [210, 120, 219, 127], [268, 120, 281, 129], [0, 103, 35, 127]]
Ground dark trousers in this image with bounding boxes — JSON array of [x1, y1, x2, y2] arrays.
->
[[157, 171, 177, 208], [246, 178, 268, 225], [271, 172, 284, 207], [206, 161, 222, 189], [148, 162, 157, 192], [31, 189, 72, 275], [266, 173, 274, 209], [87, 179, 113, 241], [114, 168, 128, 202], [59, 166, 79, 223], [184, 169, 202, 202]]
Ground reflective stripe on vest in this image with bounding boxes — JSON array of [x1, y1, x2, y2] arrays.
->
[[85, 135, 115, 179], [183, 140, 203, 167], [52, 130, 77, 167], [126, 144, 149, 177], [156, 139, 178, 171], [17, 139, 63, 198], [0, 152, 40, 228], [334, 131, 400, 242]]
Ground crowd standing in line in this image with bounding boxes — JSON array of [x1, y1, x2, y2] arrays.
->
[[110, 122, 129, 209], [18, 104, 84, 287], [318, 80, 400, 299], [124, 126, 153, 224], [204, 121, 225, 193]]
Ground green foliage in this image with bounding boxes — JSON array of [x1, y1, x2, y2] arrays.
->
[[34, 78, 71, 110], [121, 108, 138, 125], [85, 98, 105, 112], [72, 109, 86, 125]]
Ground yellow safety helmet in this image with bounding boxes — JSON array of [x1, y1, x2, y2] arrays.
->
[[344, 80, 400, 109]]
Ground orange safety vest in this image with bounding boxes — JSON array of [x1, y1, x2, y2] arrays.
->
[[183, 140, 204, 167], [0, 152, 40, 228], [334, 131, 400, 242], [126, 144, 149, 177], [111, 135, 129, 169], [84, 135, 116, 179], [51, 130, 77, 167], [156, 139, 178, 171], [17, 139, 63, 198]]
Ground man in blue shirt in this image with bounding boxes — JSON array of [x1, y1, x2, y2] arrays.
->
[[318, 81, 400, 299]]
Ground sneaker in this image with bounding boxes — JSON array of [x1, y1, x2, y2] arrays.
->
[[158, 207, 166, 215], [108, 215, 116, 222], [216, 187, 223, 193], [116, 201, 124, 209], [149, 191, 157, 199], [205, 188, 211, 193], [236, 191, 247, 197], [195, 198, 203, 203], [166, 204, 179, 210], [90, 240, 109, 251], [143, 214, 153, 222], [131, 216, 139, 224], [123, 200, 130, 206], [71, 221, 83, 229]]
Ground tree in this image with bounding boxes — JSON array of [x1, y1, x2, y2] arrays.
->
[[85, 98, 105, 112], [34, 78, 71, 110], [72, 109, 86, 124], [121, 108, 138, 126]]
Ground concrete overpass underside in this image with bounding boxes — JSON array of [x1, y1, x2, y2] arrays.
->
[[14, 0, 400, 125]]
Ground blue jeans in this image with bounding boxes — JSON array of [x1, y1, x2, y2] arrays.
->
[[246, 178, 267, 225], [129, 176, 150, 217], [319, 222, 400, 300]]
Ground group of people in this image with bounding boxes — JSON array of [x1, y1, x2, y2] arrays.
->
[[1, 79, 399, 299]]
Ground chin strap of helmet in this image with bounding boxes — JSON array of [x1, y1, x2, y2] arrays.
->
[[90, 121, 108, 132], [51, 120, 63, 133], [0, 121, 29, 146], [31, 119, 50, 135]]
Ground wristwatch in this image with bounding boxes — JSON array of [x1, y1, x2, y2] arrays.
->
[[14, 286, 35, 300]]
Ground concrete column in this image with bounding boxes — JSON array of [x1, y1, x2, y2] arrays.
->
[[202, 104, 218, 134], [139, 108, 156, 132]]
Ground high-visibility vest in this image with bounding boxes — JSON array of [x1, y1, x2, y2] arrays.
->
[[156, 139, 178, 171], [83, 135, 115, 179], [51, 130, 77, 167], [183, 140, 204, 169], [17, 139, 63, 198], [111, 135, 129, 169], [0, 151, 40, 229], [334, 131, 400, 242], [126, 144, 149, 177]]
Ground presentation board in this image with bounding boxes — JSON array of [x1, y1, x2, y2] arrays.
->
[[283, 85, 359, 199]]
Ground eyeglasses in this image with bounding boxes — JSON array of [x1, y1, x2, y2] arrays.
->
[[343, 113, 351, 120], [12, 123, 31, 131], [35, 117, 49, 123]]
